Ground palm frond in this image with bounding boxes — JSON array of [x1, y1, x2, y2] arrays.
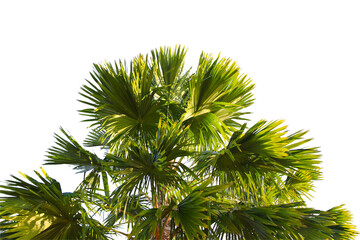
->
[[170, 181, 229, 240], [107, 119, 192, 208], [183, 52, 254, 150], [108, 148, 183, 203], [128, 180, 229, 240], [78, 55, 164, 152], [45, 128, 110, 197], [45, 127, 102, 171], [151, 45, 187, 88], [151, 45, 191, 121], [83, 127, 110, 148], [212, 203, 358, 240], [0, 169, 109, 239], [194, 120, 321, 204]]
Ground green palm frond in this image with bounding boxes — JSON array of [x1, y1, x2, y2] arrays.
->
[[78, 55, 164, 152], [105, 193, 148, 229], [151, 46, 191, 122], [212, 203, 358, 240], [108, 120, 192, 212], [194, 120, 321, 204], [151, 45, 187, 89], [324, 205, 358, 239], [218, 119, 321, 175], [83, 127, 110, 148], [128, 180, 229, 240], [0, 169, 109, 240], [170, 181, 230, 240], [44, 127, 110, 197], [107, 146, 182, 212], [183, 53, 254, 150], [45, 127, 102, 171]]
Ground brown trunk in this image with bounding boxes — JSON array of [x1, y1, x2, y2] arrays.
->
[[155, 226, 160, 240], [161, 217, 171, 240]]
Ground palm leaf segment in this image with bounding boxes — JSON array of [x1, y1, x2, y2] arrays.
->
[[213, 202, 356, 240], [1, 46, 357, 239], [184, 53, 254, 150], [0, 169, 108, 239], [45, 127, 110, 197], [195, 119, 322, 204]]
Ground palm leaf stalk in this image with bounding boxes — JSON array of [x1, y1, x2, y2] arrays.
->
[[0, 46, 357, 239]]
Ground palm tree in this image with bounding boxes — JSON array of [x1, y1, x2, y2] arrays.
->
[[1, 46, 357, 239]]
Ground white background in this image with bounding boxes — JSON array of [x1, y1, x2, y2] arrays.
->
[[1, 1, 359, 238]]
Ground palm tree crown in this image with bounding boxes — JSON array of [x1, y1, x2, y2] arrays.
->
[[1, 46, 357, 239]]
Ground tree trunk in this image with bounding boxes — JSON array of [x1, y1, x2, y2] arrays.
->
[[161, 217, 171, 240]]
